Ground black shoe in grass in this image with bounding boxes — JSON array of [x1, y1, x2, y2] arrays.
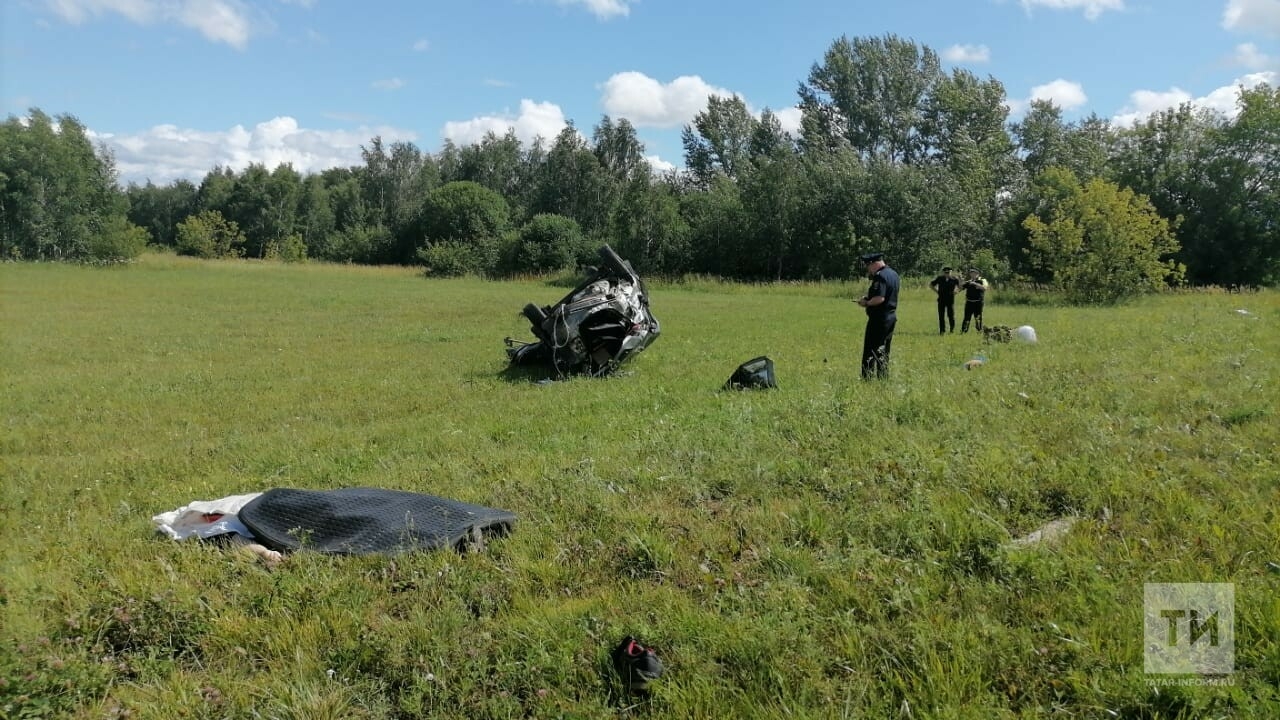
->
[[612, 636, 664, 694]]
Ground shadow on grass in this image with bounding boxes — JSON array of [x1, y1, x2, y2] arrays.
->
[[492, 361, 644, 386], [496, 362, 559, 384]]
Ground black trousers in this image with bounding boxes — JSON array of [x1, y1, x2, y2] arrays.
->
[[962, 301, 984, 333], [937, 298, 955, 333], [861, 313, 896, 379]]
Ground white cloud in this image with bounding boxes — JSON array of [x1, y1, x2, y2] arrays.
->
[[773, 106, 803, 136], [440, 99, 570, 147], [1030, 79, 1088, 109], [43, 0, 260, 49], [601, 72, 736, 128], [1003, 79, 1087, 117], [1111, 88, 1193, 125], [277, 0, 314, 6], [646, 154, 675, 173], [555, 0, 632, 20], [372, 78, 405, 91], [1233, 42, 1275, 69], [1019, 0, 1124, 20], [177, 0, 253, 49], [1222, 0, 1280, 37], [90, 116, 419, 185], [1111, 71, 1277, 125], [942, 44, 991, 63], [412, 38, 430, 51], [1196, 84, 1250, 116]]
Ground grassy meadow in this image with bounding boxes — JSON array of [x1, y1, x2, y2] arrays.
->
[[2, 253, 1277, 719]]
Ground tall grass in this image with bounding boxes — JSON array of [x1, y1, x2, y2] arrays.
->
[[2, 254, 1277, 718]]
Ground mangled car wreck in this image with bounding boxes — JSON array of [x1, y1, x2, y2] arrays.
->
[[505, 245, 660, 377]]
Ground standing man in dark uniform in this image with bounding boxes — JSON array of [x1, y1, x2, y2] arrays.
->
[[960, 267, 987, 334], [855, 251, 899, 379], [929, 266, 960, 334]]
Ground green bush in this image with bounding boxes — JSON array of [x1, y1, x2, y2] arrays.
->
[[319, 225, 391, 264], [514, 214, 585, 274], [1023, 168, 1183, 304], [418, 240, 481, 277], [265, 233, 308, 263], [175, 210, 245, 259], [87, 215, 149, 263]]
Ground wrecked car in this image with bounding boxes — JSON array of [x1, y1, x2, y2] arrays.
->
[[505, 245, 660, 377]]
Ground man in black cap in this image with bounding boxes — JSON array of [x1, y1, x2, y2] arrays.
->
[[960, 267, 987, 333], [929, 266, 960, 334], [854, 251, 899, 379]]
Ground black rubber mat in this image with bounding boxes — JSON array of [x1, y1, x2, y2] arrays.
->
[[238, 487, 516, 555]]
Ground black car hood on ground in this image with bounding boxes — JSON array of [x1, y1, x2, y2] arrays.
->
[[505, 245, 660, 377]]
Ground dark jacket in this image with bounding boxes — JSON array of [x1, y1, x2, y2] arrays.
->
[[930, 274, 960, 301], [866, 266, 900, 317], [963, 276, 987, 303]]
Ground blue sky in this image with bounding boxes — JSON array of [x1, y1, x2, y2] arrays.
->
[[3, 0, 1277, 185]]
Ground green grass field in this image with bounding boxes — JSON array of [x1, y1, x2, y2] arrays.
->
[[2, 254, 1277, 719]]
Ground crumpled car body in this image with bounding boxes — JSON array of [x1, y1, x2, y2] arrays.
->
[[506, 245, 660, 377]]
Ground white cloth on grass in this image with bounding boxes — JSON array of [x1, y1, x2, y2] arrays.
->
[[152, 492, 263, 541]]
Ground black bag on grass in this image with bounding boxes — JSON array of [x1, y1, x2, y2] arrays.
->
[[724, 356, 777, 390]]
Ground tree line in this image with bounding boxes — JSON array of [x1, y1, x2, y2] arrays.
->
[[2, 35, 1277, 298]]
